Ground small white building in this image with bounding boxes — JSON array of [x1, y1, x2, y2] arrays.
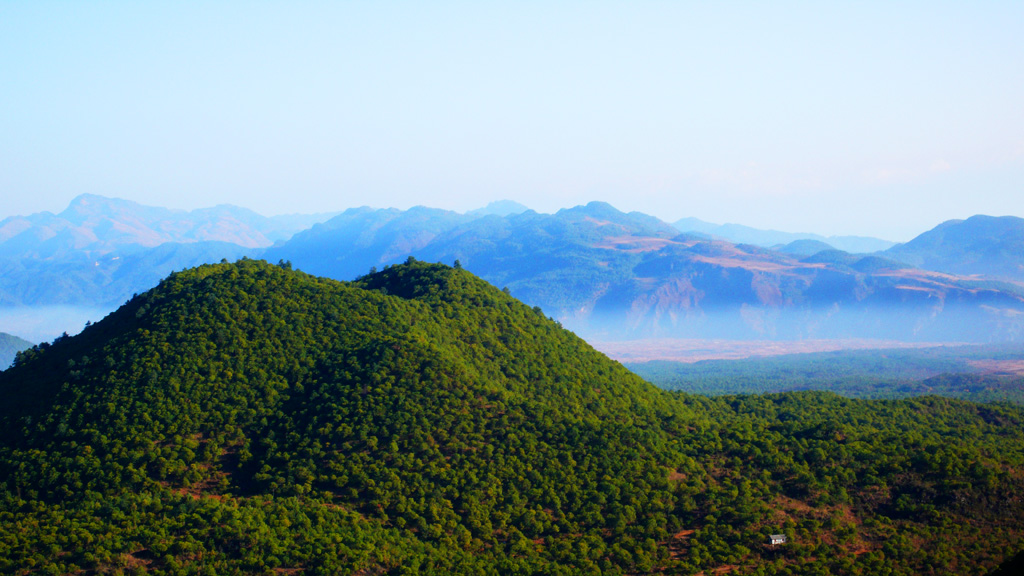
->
[[769, 534, 787, 546]]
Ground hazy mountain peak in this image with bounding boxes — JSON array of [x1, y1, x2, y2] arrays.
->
[[1, 195, 342, 256], [65, 193, 140, 209], [547, 202, 679, 241], [885, 214, 1024, 281], [466, 199, 530, 218], [557, 201, 640, 225], [564, 200, 619, 215], [778, 239, 836, 256], [63, 193, 124, 213], [407, 205, 461, 216], [60, 193, 170, 224]]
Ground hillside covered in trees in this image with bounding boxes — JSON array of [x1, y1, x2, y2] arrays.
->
[[1, 260, 1022, 575], [629, 345, 1024, 404]]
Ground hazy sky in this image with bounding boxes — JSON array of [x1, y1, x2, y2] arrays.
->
[[2, 2, 1022, 241]]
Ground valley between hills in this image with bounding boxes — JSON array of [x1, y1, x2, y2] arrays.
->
[[1, 259, 1023, 575]]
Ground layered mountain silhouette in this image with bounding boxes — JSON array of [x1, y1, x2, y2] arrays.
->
[[267, 202, 1024, 342], [266, 205, 475, 281], [0, 193, 335, 254], [0, 194, 335, 306], [2, 259, 1022, 574], [3, 196, 1023, 343]]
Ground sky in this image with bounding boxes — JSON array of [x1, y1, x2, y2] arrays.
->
[[2, 2, 1022, 242]]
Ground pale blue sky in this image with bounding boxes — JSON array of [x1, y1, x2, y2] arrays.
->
[[2, 2, 1022, 241]]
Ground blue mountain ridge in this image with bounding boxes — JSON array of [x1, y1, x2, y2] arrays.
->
[[3, 196, 1023, 343]]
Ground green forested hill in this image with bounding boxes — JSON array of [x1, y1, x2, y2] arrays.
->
[[1, 259, 1023, 575]]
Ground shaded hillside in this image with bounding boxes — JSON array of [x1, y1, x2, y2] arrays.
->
[[885, 215, 1024, 282], [0, 331, 32, 369], [987, 549, 1024, 576], [2, 260, 1024, 575]]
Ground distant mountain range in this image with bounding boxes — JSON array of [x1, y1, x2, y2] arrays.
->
[[2, 195, 1023, 343], [266, 201, 1024, 342], [0, 194, 337, 307], [0, 193, 336, 254], [673, 217, 896, 253]]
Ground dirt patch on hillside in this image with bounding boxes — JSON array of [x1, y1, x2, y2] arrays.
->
[[968, 359, 1024, 375], [591, 235, 687, 253]]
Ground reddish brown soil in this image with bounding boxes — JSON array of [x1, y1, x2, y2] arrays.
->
[[968, 359, 1024, 375]]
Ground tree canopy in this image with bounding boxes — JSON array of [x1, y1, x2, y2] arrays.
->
[[1, 259, 1022, 575]]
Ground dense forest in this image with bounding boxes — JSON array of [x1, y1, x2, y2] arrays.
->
[[629, 347, 1024, 404], [1, 260, 1022, 575]]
